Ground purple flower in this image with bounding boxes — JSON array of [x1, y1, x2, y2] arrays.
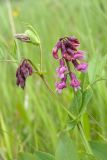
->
[[67, 48, 74, 55], [72, 60, 88, 72], [73, 50, 85, 60], [67, 36, 80, 48], [52, 41, 61, 59], [56, 59, 67, 78], [16, 59, 33, 89], [70, 73, 80, 91], [56, 76, 67, 93], [76, 63, 88, 72], [56, 66, 67, 78]]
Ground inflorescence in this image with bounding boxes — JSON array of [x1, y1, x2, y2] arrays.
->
[[16, 59, 33, 89], [52, 36, 88, 93]]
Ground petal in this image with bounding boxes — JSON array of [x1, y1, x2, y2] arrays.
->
[[73, 53, 84, 60], [77, 63, 88, 72], [68, 36, 80, 47]]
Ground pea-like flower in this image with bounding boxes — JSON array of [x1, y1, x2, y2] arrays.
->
[[55, 75, 67, 93], [72, 60, 88, 72], [16, 59, 33, 89], [70, 73, 80, 91], [56, 59, 67, 79]]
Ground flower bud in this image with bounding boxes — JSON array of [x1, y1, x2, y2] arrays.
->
[[15, 33, 30, 42], [25, 29, 40, 45], [15, 25, 40, 46]]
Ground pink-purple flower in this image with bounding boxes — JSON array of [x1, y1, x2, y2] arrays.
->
[[52, 41, 61, 59], [52, 36, 88, 93], [55, 75, 67, 93], [72, 60, 88, 72], [70, 73, 80, 91], [56, 59, 67, 78]]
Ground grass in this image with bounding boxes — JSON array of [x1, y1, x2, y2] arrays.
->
[[0, 0, 107, 159]]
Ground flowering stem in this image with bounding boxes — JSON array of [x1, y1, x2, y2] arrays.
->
[[77, 122, 93, 155]]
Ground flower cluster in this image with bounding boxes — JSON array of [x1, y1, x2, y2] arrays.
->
[[16, 59, 33, 89], [52, 36, 88, 93]]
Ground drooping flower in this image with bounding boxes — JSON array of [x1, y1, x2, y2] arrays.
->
[[56, 59, 67, 78], [52, 41, 61, 59], [73, 50, 85, 60], [72, 60, 88, 72], [70, 73, 80, 91], [76, 63, 88, 72], [16, 59, 33, 89], [67, 36, 80, 48], [55, 75, 67, 93]]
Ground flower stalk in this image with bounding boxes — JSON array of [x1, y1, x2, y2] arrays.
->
[[39, 43, 43, 72]]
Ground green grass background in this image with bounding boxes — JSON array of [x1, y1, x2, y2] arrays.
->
[[0, 0, 107, 159]]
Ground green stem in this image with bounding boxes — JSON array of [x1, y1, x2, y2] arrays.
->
[[40, 75, 55, 96], [6, 0, 20, 60], [39, 43, 43, 72], [27, 59, 39, 72], [87, 78, 107, 89], [77, 122, 93, 155], [0, 60, 17, 63]]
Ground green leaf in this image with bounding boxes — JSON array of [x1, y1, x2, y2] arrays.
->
[[17, 152, 35, 160], [13, 40, 17, 55], [70, 90, 82, 116], [55, 133, 78, 160], [25, 29, 40, 45], [66, 119, 78, 131], [25, 24, 40, 45], [79, 88, 93, 116], [10, 40, 18, 58], [79, 152, 96, 160], [80, 73, 90, 91], [18, 151, 54, 160], [34, 151, 54, 160], [88, 54, 107, 83], [0, 47, 4, 59], [90, 141, 107, 160]]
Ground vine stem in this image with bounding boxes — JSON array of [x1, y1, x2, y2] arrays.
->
[[77, 122, 93, 155], [87, 78, 107, 89]]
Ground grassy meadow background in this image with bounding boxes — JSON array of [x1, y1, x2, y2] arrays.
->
[[0, 0, 107, 159]]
